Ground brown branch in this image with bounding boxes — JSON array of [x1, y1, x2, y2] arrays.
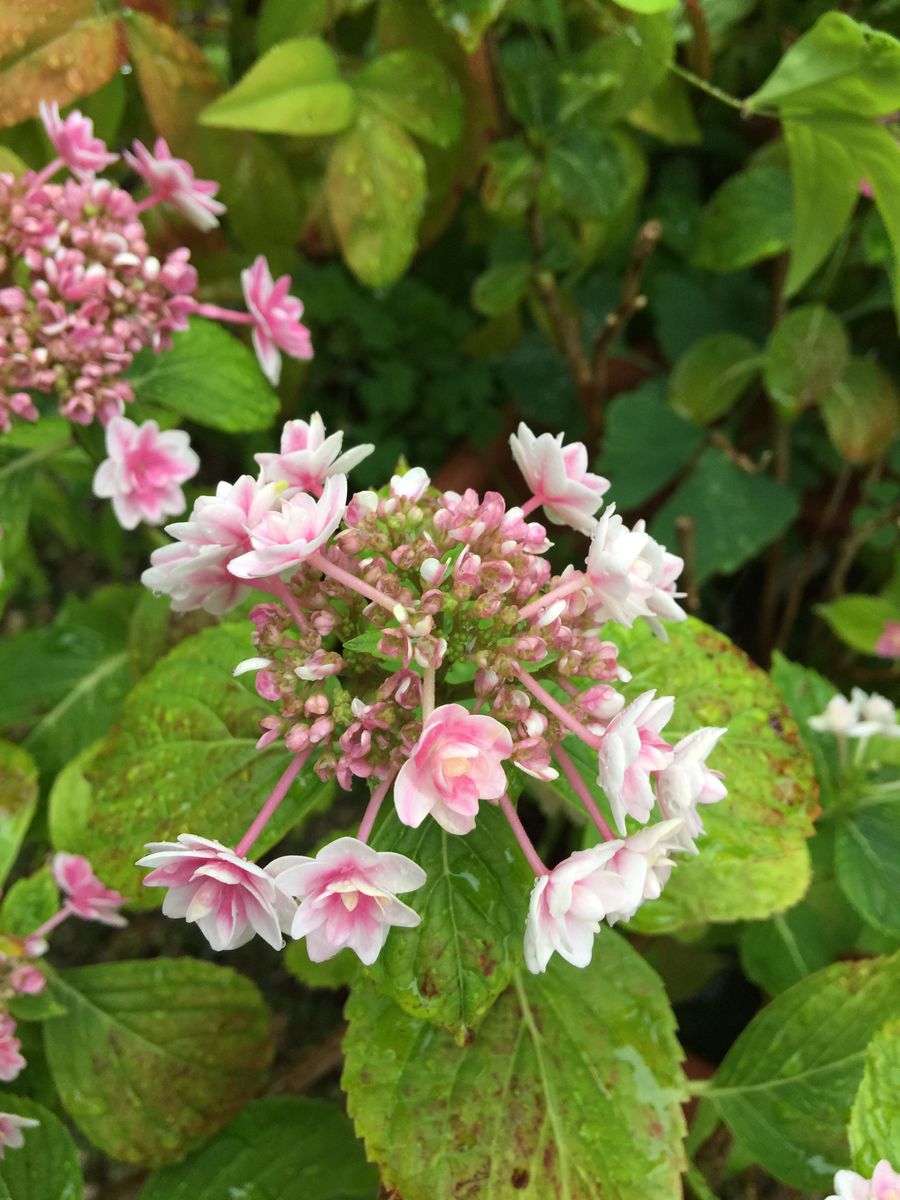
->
[[267, 1024, 347, 1095], [591, 219, 662, 377], [826, 500, 900, 600], [683, 0, 713, 81], [676, 515, 701, 613], [708, 431, 771, 475]]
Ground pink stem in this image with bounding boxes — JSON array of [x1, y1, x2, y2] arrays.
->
[[29, 907, 70, 941], [554, 744, 615, 841], [518, 573, 587, 621], [510, 664, 602, 749], [256, 576, 307, 631], [191, 301, 255, 326], [30, 158, 64, 188], [519, 495, 544, 517], [357, 772, 397, 844], [307, 550, 405, 618], [134, 194, 161, 213], [423, 667, 435, 721], [499, 794, 548, 876], [557, 678, 578, 697], [235, 751, 309, 858]]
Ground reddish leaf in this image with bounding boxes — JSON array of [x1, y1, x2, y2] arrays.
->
[[0, 0, 92, 64]]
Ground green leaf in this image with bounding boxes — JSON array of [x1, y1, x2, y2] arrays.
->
[[367, 804, 533, 1043], [482, 139, 540, 221], [127, 319, 280, 433], [542, 131, 630, 221], [668, 333, 762, 424], [0, 744, 38, 891], [344, 934, 686, 1199], [821, 358, 900, 463], [563, 13, 674, 127], [613, 0, 678, 11], [835, 798, 900, 938], [0, 1094, 82, 1200], [425, 0, 508, 51], [747, 12, 900, 117], [48, 624, 333, 904], [708, 954, 900, 1190], [200, 38, 356, 135], [764, 305, 849, 418], [0, 146, 27, 175], [284, 939, 360, 991], [770, 654, 840, 803], [44, 958, 272, 1166], [139, 1096, 377, 1199], [783, 119, 860, 296], [614, 619, 818, 932], [650, 448, 799, 582], [0, 447, 39, 614], [326, 113, 427, 288], [817, 595, 900, 655], [471, 261, 531, 317], [628, 74, 700, 146], [694, 167, 793, 272], [849, 1018, 900, 1175], [0, 586, 136, 784], [597, 380, 705, 509], [0, 869, 58, 938], [740, 879, 861, 995], [354, 49, 463, 148]]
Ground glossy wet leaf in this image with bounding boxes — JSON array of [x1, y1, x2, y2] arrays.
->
[[48, 624, 333, 903], [127, 319, 281, 434], [345, 933, 686, 1198], [367, 803, 533, 1043], [650, 449, 799, 583], [835, 797, 900, 939], [201, 38, 355, 135], [326, 113, 427, 287], [694, 167, 793, 272], [44, 958, 272, 1166], [668, 333, 761, 424], [747, 12, 900, 117], [0, 744, 38, 891], [822, 359, 900, 464], [849, 1018, 900, 1175], [615, 619, 817, 932], [354, 49, 464, 148], [0, 586, 136, 784], [708, 954, 900, 1190], [764, 305, 849, 418], [140, 1097, 377, 1199], [0, 1094, 82, 1200], [125, 13, 221, 156], [0, 15, 118, 128]]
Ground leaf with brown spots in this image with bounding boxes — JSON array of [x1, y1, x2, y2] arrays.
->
[[0, 14, 120, 129], [344, 931, 686, 1199], [48, 624, 334, 904], [124, 12, 220, 157], [44, 958, 272, 1165]]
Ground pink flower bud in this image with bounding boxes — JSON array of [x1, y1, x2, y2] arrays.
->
[[10, 964, 45, 996]]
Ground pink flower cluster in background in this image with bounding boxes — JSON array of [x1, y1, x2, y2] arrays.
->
[[828, 1161, 900, 1200], [140, 417, 727, 972]]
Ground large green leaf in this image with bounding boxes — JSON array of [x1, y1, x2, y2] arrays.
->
[[707, 954, 900, 1190], [542, 131, 631, 222], [0, 1094, 82, 1200], [817, 594, 900, 656], [367, 804, 533, 1043], [563, 13, 674, 127], [426, 0, 508, 50], [127, 319, 281, 433], [764, 305, 849, 418], [0, 586, 136, 784], [354, 49, 464, 148], [821, 358, 900, 464], [0, 447, 39, 614], [44, 958, 272, 1166], [769, 654, 841, 804], [140, 1097, 377, 1199], [835, 797, 900, 938], [326, 113, 427, 288], [611, 619, 816, 932], [650, 449, 800, 583], [0, 869, 58, 938], [200, 38, 356, 135], [694, 167, 793, 272], [344, 933, 686, 1199], [783, 119, 860, 296], [0, 743, 38, 891], [667, 333, 762, 424], [48, 624, 333, 904], [849, 1018, 900, 1175], [746, 12, 900, 117]]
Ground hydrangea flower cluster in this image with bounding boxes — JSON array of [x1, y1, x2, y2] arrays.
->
[[0, 852, 125, 1096], [140, 417, 727, 972], [827, 1160, 900, 1200], [0, 101, 312, 437]]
